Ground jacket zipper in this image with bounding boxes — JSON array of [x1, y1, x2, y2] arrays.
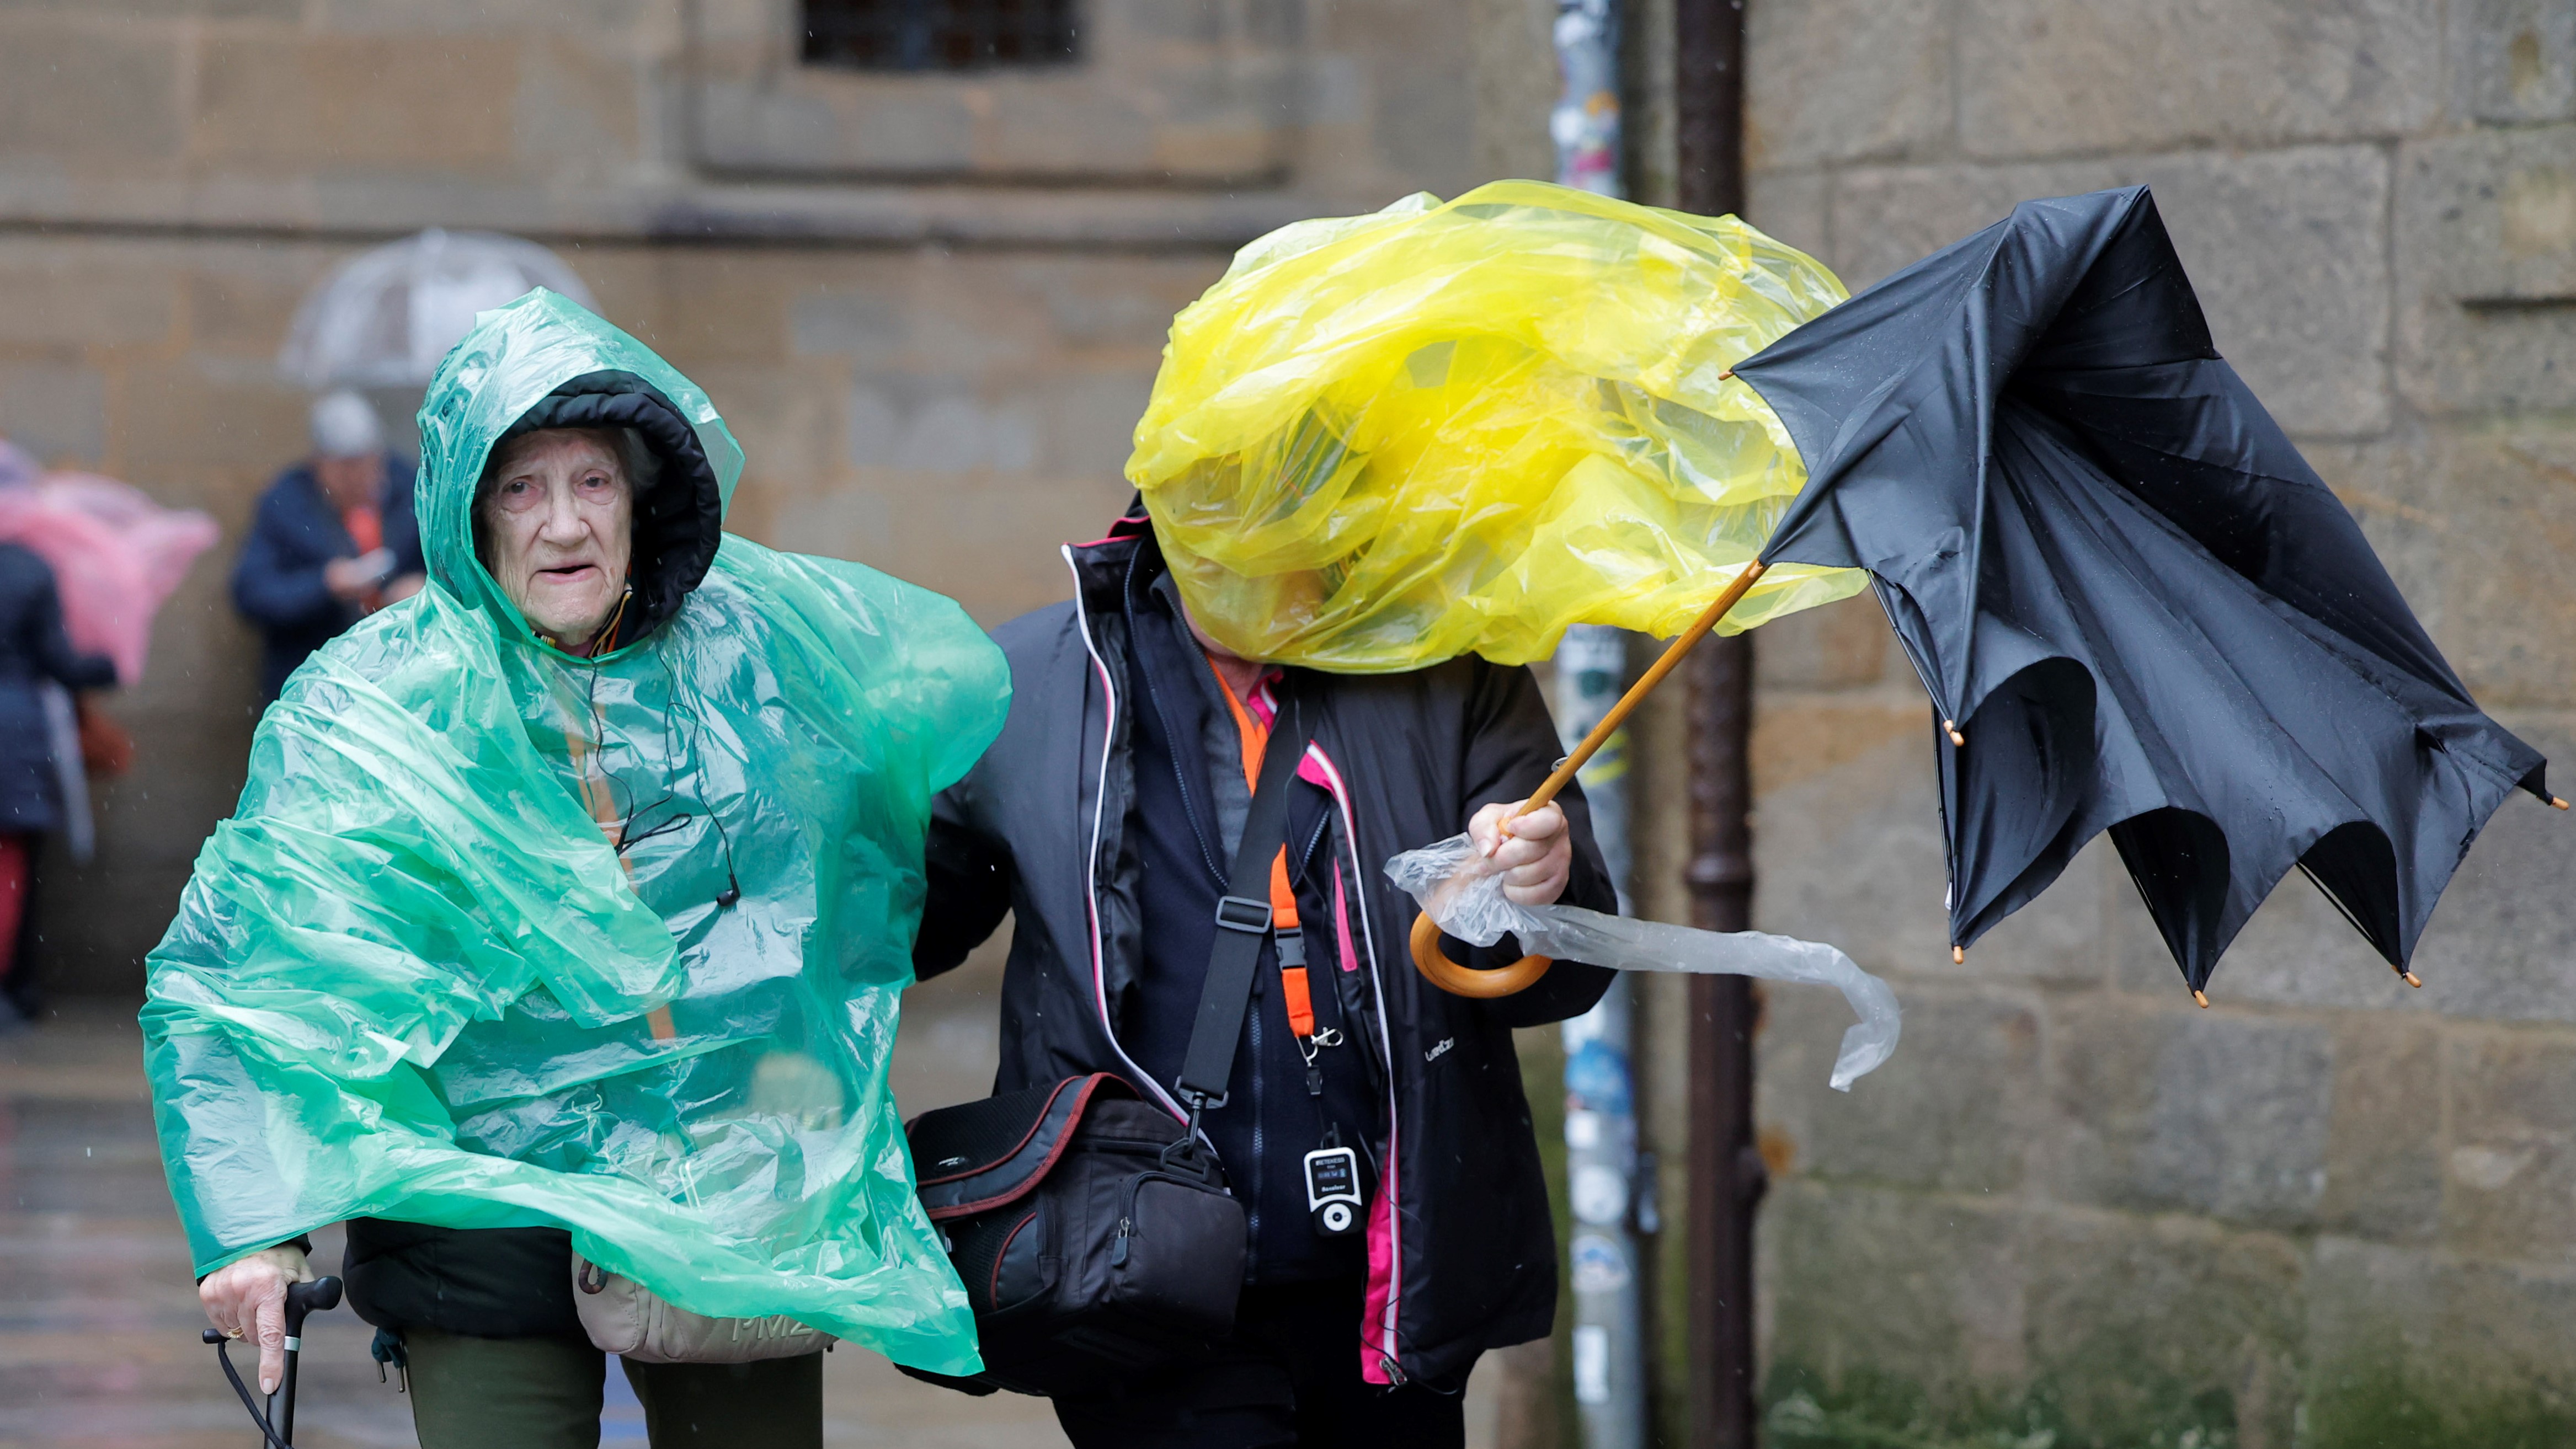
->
[[1302, 742, 1406, 1377], [1062, 544, 1189, 1123], [1124, 549, 1231, 883], [1330, 862, 1392, 1101]]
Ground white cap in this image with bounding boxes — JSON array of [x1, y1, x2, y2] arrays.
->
[[310, 389, 383, 458]]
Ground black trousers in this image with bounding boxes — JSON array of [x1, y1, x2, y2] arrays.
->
[[1049, 1278, 1465, 1449]]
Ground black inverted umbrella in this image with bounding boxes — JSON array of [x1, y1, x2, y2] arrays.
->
[[1732, 185, 2555, 996]]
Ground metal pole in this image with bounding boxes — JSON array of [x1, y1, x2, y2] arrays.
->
[[1556, 626, 1647, 1449], [1684, 637, 1762, 1449], [1551, 0, 1647, 1441], [1552, 0, 1624, 197], [1673, 2, 1762, 1447]]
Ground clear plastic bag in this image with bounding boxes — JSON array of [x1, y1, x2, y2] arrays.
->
[[1128, 180, 1866, 672], [1386, 834, 1900, 1091]]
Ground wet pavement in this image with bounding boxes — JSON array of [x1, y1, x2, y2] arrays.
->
[[0, 963, 1072, 1449], [1, 959, 1508, 1447]]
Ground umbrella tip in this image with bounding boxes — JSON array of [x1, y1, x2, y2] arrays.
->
[[2553, 796, 2569, 810], [1944, 720, 1966, 746], [2402, 969, 2423, 988], [1718, 368, 1734, 381], [1951, 945, 1965, 965], [2192, 989, 2210, 1009]]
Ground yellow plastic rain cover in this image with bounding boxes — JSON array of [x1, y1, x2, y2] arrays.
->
[[1129, 180, 1868, 671]]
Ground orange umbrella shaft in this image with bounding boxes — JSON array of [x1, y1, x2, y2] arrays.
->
[[1513, 560, 1770, 822]]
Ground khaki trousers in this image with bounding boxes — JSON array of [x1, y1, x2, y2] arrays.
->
[[403, 1329, 822, 1449]]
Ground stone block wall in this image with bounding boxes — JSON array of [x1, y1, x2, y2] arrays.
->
[[3, 231, 1225, 993], [0, 0, 1474, 239], [1736, 3, 2576, 1444], [0, 0, 1486, 993]]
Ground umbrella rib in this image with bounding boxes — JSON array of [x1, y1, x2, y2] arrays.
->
[[1958, 289, 1997, 746]]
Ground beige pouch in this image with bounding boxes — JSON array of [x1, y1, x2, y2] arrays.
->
[[572, 1254, 833, 1364]]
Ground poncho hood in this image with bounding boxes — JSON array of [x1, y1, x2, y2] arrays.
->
[[434, 350, 728, 647], [143, 291, 1007, 1373]]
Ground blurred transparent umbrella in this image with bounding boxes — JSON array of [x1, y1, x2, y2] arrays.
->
[[278, 229, 596, 389]]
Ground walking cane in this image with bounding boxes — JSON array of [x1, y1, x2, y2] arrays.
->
[[202, 1275, 344, 1448]]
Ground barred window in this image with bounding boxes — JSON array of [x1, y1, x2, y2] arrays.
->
[[801, 0, 1079, 71]]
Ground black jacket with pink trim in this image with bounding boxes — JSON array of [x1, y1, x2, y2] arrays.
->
[[915, 522, 1616, 1391]]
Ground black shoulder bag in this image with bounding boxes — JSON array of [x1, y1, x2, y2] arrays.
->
[[900, 697, 1315, 1397]]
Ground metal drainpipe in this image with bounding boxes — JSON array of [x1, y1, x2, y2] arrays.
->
[[1555, 629, 1647, 1449], [1550, 1, 1647, 1445], [1672, 2, 1763, 1447]]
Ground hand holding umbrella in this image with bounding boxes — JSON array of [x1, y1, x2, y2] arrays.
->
[[1408, 555, 1775, 997]]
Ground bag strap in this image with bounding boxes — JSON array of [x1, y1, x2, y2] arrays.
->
[[1174, 685, 1315, 1117]]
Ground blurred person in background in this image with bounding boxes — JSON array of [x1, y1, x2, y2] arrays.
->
[[0, 537, 115, 1025], [232, 388, 425, 700]]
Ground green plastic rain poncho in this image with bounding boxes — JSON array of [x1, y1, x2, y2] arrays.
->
[[142, 291, 1005, 1375]]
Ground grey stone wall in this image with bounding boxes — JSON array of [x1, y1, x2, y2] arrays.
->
[[1733, 3, 2576, 1445], [1, 229, 1233, 992], [0, 0, 1484, 994]]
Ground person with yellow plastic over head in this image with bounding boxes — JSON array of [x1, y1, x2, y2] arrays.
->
[[912, 488, 1621, 1445], [153, 292, 1004, 1447], [914, 180, 1855, 1445]]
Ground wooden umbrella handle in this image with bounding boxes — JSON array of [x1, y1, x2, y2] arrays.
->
[[1411, 912, 1556, 997], [1410, 562, 1772, 998]]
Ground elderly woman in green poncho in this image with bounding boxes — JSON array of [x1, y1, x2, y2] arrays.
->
[[149, 293, 1005, 1445]]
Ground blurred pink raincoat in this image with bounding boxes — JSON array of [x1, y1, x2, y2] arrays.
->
[[0, 439, 218, 686]]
